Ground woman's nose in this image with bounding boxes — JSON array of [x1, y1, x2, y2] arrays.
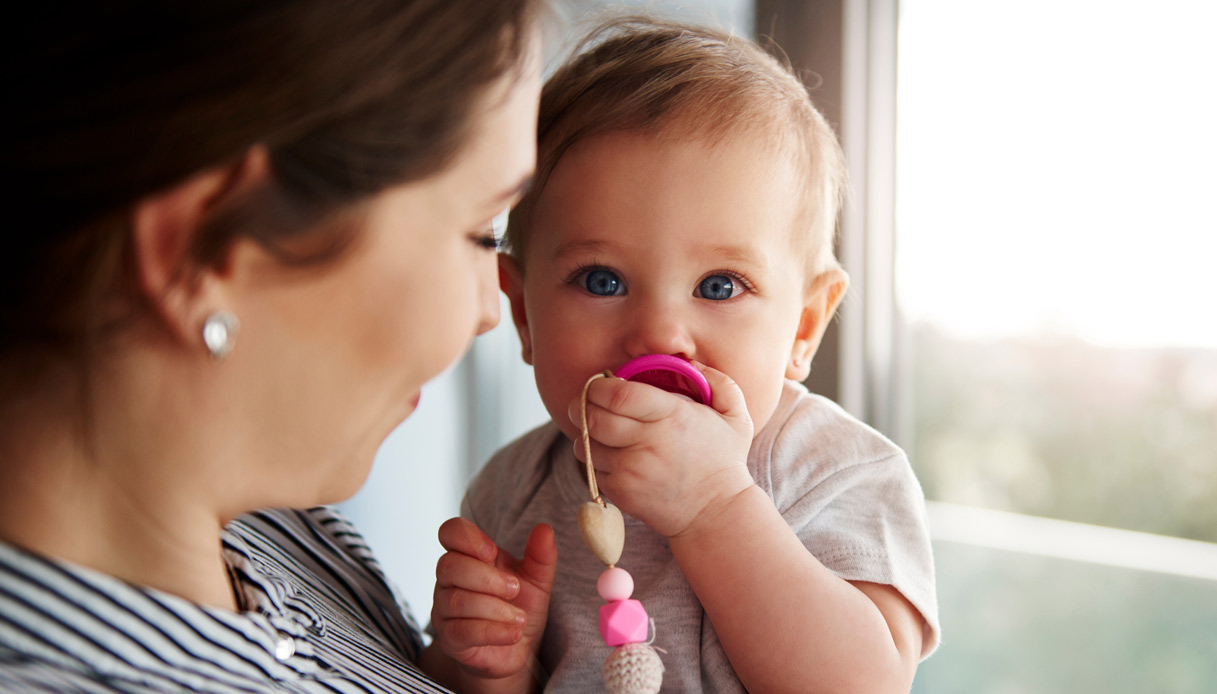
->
[[474, 254, 501, 336]]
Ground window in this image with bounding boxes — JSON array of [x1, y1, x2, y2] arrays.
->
[[898, 0, 1217, 539], [893, 0, 1217, 689]]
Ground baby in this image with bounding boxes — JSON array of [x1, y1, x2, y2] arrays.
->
[[423, 17, 939, 694]]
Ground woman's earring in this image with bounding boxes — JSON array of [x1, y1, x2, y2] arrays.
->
[[202, 311, 240, 360]]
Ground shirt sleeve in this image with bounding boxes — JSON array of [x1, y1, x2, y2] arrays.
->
[[761, 396, 941, 658]]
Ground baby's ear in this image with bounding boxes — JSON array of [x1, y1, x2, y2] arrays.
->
[[786, 268, 849, 381], [498, 254, 534, 365]]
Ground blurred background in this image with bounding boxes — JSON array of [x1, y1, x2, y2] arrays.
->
[[343, 1, 1217, 691]]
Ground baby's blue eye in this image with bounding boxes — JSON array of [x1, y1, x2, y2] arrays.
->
[[580, 268, 625, 296], [697, 274, 736, 300]]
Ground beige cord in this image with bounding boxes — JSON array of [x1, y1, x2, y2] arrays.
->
[[580, 370, 613, 505]]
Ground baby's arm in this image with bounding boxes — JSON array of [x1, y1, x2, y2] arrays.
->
[[578, 369, 922, 694], [669, 486, 923, 694], [420, 519, 556, 694]]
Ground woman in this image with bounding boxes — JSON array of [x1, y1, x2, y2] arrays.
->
[[0, 1, 545, 692]]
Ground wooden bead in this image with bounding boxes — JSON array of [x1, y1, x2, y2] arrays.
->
[[578, 500, 625, 566]]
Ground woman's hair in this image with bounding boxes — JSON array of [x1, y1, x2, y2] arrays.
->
[[505, 16, 846, 282], [1, 0, 540, 367]]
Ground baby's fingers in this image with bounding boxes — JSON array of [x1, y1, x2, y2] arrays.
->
[[576, 404, 638, 451], [432, 586, 527, 627], [436, 616, 525, 654], [435, 550, 520, 600], [437, 517, 497, 563], [691, 361, 751, 423], [585, 377, 679, 424]]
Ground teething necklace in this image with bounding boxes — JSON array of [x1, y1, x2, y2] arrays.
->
[[575, 355, 711, 694]]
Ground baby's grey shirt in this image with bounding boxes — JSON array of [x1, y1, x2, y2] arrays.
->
[[463, 379, 940, 693]]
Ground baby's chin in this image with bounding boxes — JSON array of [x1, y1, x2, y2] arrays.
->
[[551, 407, 584, 444], [552, 399, 589, 443]]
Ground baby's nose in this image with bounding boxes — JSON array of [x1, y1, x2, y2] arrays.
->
[[622, 305, 695, 359]]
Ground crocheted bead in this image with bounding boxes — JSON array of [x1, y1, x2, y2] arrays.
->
[[602, 642, 664, 694], [597, 567, 634, 602], [599, 599, 649, 646]]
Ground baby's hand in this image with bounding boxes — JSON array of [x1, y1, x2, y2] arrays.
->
[[430, 519, 555, 688], [570, 363, 755, 538]]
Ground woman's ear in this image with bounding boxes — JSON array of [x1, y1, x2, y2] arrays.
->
[[498, 254, 533, 365], [786, 268, 849, 381], [130, 147, 269, 350]]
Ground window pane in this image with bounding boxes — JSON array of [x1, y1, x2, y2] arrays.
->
[[912, 540, 1217, 693], [896, 0, 1217, 543]]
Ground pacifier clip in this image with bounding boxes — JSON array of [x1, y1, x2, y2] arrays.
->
[[575, 355, 712, 691], [577, 370, 665, 694]]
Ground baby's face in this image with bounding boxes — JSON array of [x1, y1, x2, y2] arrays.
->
[[516, 129, 810, 439]]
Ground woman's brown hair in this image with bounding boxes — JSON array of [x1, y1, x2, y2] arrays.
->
[[1, 0, 541, 367]]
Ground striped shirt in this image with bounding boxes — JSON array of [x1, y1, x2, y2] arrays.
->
[[0, 507, 453, 693]]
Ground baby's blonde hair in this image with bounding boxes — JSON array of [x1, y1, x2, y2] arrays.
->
[[505, 16, 847, 281]]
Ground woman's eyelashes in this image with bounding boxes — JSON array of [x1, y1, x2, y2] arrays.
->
[[469, 229, 500, 251], [469, 206, 513, 251]]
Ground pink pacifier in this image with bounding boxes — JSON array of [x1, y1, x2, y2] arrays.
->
[[612, 354, 712, 405]]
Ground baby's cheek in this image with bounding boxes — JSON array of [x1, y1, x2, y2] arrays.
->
[[536, 371, 583, 439], [738, 377, 785, 437]]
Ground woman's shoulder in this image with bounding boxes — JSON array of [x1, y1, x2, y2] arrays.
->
[[227, 507, 427, 658], [229, 506, 362, 551], [227, 507, 392, 587]]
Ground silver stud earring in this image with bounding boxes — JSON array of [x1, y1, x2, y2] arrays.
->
[[202, 311, 240, 360]]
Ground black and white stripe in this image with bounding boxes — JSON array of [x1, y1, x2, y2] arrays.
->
[[0, 507, 451, 693]]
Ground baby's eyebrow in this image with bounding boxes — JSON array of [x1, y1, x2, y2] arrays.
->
[[706, 244, 768, 269], [553, 239, 613, 260]]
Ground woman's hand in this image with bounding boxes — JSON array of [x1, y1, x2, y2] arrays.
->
[[426, 518, 556, 693], [569, 363, 755, 538]]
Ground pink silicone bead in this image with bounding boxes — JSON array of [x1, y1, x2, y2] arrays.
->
[[599, 599, 649, 646], [597, 567, 634, 602]]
